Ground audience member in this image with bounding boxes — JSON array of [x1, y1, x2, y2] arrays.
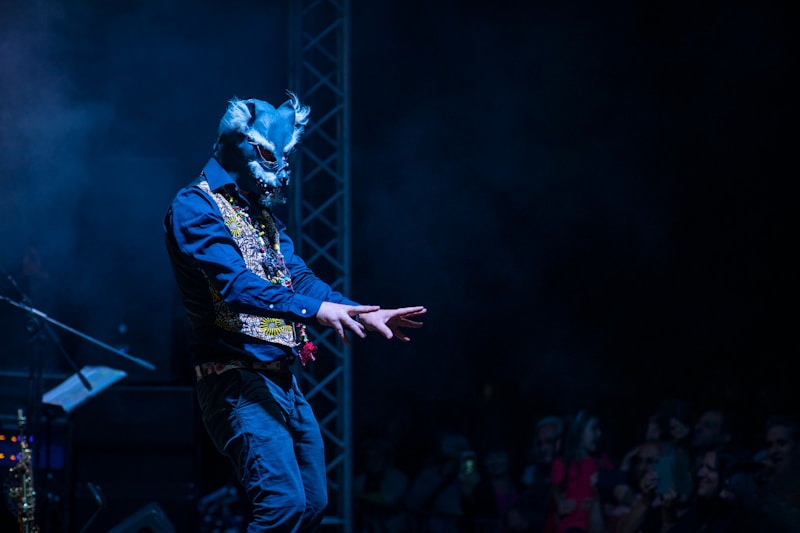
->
[[617, 400, 695, 512], [550, 411, 614, 533], [618, 402, 682, 473], [690, 407, 734, 454], [461, 439, 523, 533], [760, 414, 798, 485], [612, 440, 671, 533], [507, 415, 563, 532], [353, 436, 411, 533], [657, 400, 695, 509], [662, 443, 760, 532], [404, 430, 474, 533], [602, 407, 664, 533], [756, 414, 800, 531], [657, 399, 693, 449], [520, 416, 563, 488]]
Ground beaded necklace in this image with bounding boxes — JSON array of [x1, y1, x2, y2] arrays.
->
[[225, 188, 317, 365], [225, 190, 293, 288]]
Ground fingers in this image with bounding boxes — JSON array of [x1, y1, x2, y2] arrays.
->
[[387, 314, 424, 341], [348, 317, 367, 339], [319, 304, 426, 343], [396, 317, 424, 328], [382, 307, 426, 341], [372, 321, 394, 340], [317, 302, 374, 342], [352, 304, 380, 315], [393, 306, 427, 317], [339, 311, 368, 343], [348, 307, 372, 339], [390, 319, 418, 341], [335, 318, 365, 345], [334, 324, 347, 343]]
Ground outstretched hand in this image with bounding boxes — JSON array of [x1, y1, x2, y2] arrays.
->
[[357, 306, 427, 341], [316, 302, 380, 345]]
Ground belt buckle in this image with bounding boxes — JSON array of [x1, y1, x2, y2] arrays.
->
[[255, 357, 293, 373], [255, 359, 281, 372], [195, 361, 238, 382]]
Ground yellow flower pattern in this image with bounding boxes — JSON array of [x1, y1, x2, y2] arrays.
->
[[225, 216, 242, 236], [261, 318, 294, 336]]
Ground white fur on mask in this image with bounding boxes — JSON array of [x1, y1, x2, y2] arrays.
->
[[218, 92, 310, 154]]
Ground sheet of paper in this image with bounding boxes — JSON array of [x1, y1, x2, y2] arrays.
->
[[42, 365, 127, 413]]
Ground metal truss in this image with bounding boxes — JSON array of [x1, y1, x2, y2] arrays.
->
[[289, 0, 352, 530]]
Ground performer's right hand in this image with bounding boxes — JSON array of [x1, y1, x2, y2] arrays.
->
[[316, 302, 379, 344]]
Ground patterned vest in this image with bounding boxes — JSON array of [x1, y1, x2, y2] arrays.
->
[[196, 179, 297, 348]]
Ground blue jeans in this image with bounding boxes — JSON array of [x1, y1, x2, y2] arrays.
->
[[196, 368, 327, 532]]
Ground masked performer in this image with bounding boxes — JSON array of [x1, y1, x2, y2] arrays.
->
[[164, 93, 426, 532]]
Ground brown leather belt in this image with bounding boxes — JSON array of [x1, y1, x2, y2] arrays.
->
[[194, 357, 295, 381]]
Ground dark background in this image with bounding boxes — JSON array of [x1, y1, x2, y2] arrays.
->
[[1, 0, 796, 528]]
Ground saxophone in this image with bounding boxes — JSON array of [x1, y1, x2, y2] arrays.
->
[[7, 409, 39, 533]]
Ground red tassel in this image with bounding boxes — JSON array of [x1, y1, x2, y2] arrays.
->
[[298, 341, 318, 366]]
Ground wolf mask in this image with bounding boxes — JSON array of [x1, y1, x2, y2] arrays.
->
[[213, 92, 310, 206]]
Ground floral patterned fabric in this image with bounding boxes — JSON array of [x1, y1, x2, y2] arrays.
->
[[197, 179, 297, 348]]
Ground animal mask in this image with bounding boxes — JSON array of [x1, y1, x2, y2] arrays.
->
[[214, 92, 310, 205]]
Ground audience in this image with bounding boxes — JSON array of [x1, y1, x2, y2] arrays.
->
[[349, 404, 798, 532]]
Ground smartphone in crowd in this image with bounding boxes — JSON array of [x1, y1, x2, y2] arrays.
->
[[459, 450, 476, 479]]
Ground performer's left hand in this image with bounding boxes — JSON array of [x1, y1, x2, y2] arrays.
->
[[358, 306, 426, 341]]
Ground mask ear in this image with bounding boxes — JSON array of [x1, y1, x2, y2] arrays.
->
[[246, 101, 258, 127], [277, 99, 296, 123], [218, 98, 254, 137]]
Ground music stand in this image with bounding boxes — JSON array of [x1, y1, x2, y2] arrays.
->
[[42, 366, 129, 415]]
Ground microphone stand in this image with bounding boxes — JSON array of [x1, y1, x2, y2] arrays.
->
[[0, 295, 157, 372]]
